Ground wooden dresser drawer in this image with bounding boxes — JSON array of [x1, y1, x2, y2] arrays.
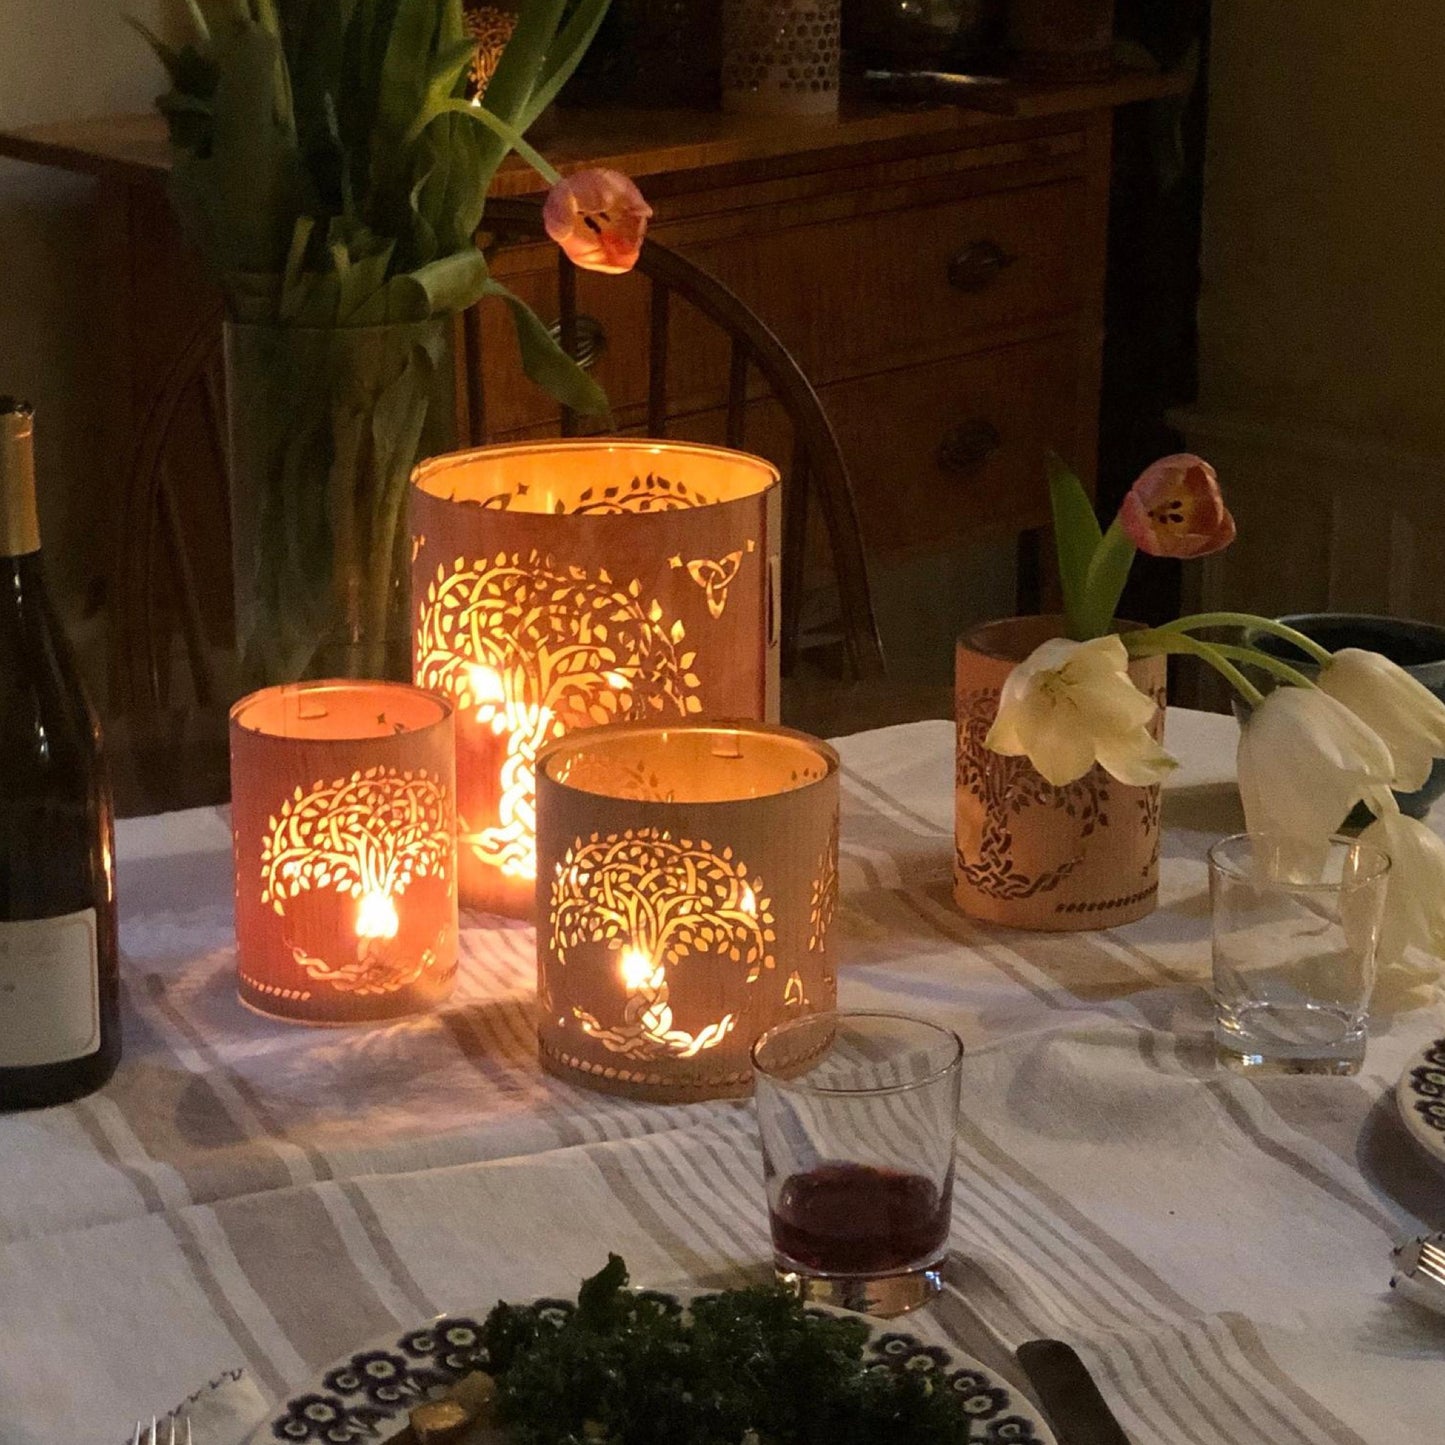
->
[[689, 179, 1087, 383], [477, 179, 1086, 436], [638, 333, 1085, 561], [823, 335, 1086, 557]]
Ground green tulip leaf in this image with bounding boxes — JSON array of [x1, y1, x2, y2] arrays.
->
[[482, 276, 610, 417], [1046, 452, 1103, 639]]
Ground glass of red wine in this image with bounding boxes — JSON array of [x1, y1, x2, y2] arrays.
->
[[752, 1010, 963, 1317]]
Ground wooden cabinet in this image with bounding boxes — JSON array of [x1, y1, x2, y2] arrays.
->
[[0, 75, 1180, 703]]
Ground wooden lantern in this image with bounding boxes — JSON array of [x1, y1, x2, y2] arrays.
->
[[535, 721, 839, 1101], [230, 681, 459, 1024], [411, 439, 781, 919]]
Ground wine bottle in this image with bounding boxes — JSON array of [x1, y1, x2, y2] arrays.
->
[[0, 398, 120, 1109]]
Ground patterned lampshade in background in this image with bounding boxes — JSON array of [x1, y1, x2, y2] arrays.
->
[[722, 0, 841, 117], [410, 440, 781, 918], [230, 681, 459, 1024], [463, 2, 518, 100], [535, 722, 840, 1101]]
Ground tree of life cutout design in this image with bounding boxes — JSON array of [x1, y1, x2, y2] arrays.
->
[[415, 551, 703, 881], [550, 828, 776, 1059], [260, 767, 451, 994], [808, 817, 838, 953], [669, 539, 756, 619], [473, 473, 713, 515]]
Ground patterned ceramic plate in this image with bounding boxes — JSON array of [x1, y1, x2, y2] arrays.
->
[[1397, 1035, 1445, 1165], [247, 1288, 1056, 1445]]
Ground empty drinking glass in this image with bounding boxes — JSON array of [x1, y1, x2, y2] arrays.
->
[[751, 1011, 963, 1317], [1209, 833, 1390, 1075]]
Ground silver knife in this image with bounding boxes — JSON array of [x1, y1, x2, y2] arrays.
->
[[1015, 1339, 1133, 1445]]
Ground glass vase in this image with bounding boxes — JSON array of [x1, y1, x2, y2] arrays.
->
[[224, 319, 454, 688]]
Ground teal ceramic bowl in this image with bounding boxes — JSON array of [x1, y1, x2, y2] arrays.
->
[[1245, 613, 1445, 820]]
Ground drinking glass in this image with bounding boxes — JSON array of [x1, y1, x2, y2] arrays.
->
[[1209, 833, 1390, 1075], [751, 1011, 963, 1317]]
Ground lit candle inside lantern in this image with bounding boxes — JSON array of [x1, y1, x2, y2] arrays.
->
[[229, 680, 459, 1025], [411, 440, 782, 919], [356, 890, 401, 942], [535, 721, 839, 1101]]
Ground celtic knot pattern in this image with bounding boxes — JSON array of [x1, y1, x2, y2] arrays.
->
[[954, 687, 1105, 902], [415, 551, 702, 881], [549, 828, 776, 1060], [670, 541, 755, 619]]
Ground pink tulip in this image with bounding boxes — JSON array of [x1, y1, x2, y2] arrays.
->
[[543, 168, 653, 275], [1119, 454, 1236, 559]]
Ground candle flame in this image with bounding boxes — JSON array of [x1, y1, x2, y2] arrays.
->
[[468, 664, 507, 726], [620, 946, 655, 992], [356, 890, 400, 941], [739, 883, 757, 917]]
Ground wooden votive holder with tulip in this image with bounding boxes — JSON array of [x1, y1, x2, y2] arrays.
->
[[955, 451, 1445, 964]]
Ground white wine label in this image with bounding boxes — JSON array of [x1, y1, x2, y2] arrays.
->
[[0, 909, 101, 1067]]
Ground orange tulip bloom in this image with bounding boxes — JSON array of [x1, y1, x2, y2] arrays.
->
[[1119, 454, 1236, 558], [543, 168, 653, 275]]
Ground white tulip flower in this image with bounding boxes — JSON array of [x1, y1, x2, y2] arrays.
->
[[985, 635, 1175, 788], [1236, 686, 1396, 841], [1318, 648, 1445, 792], [1360, 808, 1445, 963]]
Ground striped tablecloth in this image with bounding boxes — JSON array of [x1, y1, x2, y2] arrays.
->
[[2, 711, 1441, 1443]]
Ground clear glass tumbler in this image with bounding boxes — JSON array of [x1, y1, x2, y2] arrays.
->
[[1209, 833, 1390, 1075], [751, 1011, 963, 1317]]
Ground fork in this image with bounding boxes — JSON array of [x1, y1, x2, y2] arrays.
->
[[1390, 1233, 1445, 1317], [130, 1418, 192, 1445]]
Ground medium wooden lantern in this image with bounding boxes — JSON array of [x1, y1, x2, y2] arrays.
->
[[230, 681, 459, 1024], [411, 439, 782, 918], [534, 721, 839, 1101]]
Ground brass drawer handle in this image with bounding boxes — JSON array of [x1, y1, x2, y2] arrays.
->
[[547, 313, 607, 370], [947, 239, 1016, 293], [937, 420, 1002, 476]]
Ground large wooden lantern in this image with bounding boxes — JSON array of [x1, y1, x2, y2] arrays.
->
[[411, 439, 781, 918], [230, 681, 458, 1024], [535, 721, 839, 1101]]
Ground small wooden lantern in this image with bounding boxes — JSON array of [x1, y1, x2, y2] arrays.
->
[[230, 681, 459, 1024], [411, 439, 782, 918], [535, 721, 839, 1101]]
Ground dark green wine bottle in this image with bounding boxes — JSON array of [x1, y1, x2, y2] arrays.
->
[[0, 398, 120, 1109]]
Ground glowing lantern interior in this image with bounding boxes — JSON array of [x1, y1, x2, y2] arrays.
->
[[411, 440, 780, 917]]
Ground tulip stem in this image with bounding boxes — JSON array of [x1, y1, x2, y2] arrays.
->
[[1207, 643, 1319, 690], [1126, 630, 1265, 706], [407, 100, 562, 184], [1154, 612, 1334, 665]]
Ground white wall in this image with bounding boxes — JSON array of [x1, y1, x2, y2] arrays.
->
[[1197, 0, 1445, 448], [0, 0, 172, 640], [1182, 0, 1445, 626]]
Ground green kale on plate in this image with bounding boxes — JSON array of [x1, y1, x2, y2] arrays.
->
[[479, 1256, 970, 1445]]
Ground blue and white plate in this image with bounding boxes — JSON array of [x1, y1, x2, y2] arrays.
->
[[1397, 1035, 1445, 1165], [248, 1287, 1056, 1444]]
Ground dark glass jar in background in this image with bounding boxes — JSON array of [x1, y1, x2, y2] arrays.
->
[[842, 0, 1003, 71], [562, 0, 723, 109]]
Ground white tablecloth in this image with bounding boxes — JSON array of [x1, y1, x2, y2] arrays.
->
[[2, 710, 1441, 1443]]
